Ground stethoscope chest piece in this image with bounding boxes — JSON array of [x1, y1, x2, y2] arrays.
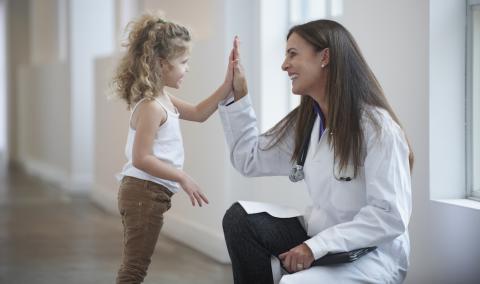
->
[[289, 109, 353, 183], [289, 165, 305, 182]]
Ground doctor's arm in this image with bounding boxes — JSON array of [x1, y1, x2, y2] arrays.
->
[[217, 37, 293, 177], [218, 95, 294, 177], [304, 122, 412, 260]]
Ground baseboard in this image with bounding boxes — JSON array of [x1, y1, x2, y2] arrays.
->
[[91, 183, 119, 215], [70, 172, 93, 192], [162, 213, 231, 264], [91, 183, 231, 264], [19, 158, 71, 191]]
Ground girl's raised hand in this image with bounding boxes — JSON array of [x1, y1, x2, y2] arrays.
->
[[223, 48, 235, 92]]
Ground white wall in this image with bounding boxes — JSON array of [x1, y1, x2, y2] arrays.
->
[[259, 0, 290, 132], [0, 0, 7, 159], [9, 0, 72, 187], [30, 0, 60, 65], [8, 0, 30, 163], [16, 63, 71, 188], [69, 0, 114, 191], [91, 55, 129, 214], [8, 0, 115, 192]]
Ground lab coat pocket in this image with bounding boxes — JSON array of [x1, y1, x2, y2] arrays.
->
[[330, 165, 366, 212]]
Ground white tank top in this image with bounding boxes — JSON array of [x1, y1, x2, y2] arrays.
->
[[118, 97, 184, 193]]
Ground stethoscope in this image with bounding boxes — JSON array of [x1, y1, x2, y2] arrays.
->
[[288, 119, 312, 182], [289, 113, 353, 183]]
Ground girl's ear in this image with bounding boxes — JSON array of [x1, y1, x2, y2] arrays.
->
[[159, 58, 171, 70], [159, 58, 166, 68]]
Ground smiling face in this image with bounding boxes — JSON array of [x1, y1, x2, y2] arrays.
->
[[161, 49, 190, 89], [281, 32, 328, 97]]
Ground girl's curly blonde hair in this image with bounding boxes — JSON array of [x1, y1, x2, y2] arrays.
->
[[113, 13, 191, 109]]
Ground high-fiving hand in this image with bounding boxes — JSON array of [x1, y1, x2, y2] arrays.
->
[[231, 36, 248, 101]]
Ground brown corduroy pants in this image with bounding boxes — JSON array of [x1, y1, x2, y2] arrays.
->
[[116, 176, 173, 284]]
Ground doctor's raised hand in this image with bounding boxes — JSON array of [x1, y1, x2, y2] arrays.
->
[[231, 36, 248, 101]]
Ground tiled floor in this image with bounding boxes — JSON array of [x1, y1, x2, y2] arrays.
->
[[0, 165, 233, 284]]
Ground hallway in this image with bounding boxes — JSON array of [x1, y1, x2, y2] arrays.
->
[[0, 165, 233, 284]]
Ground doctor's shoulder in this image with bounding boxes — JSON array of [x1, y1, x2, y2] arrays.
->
[[360, 107, 408, 148]]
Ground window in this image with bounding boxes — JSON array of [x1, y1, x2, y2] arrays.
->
[[259, 0, 343, 132], [467, 0, 480, 200], [286, 0, 343, 110]]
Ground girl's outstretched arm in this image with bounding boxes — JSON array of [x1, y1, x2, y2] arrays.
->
[[169, 81, 231, 122], [170, 38, 239, 122]]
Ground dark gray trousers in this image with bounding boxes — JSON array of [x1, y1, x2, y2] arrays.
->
[[222, 202, 309, 284]]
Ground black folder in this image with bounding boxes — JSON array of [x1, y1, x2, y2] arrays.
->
[[312, 247, 377, 266]]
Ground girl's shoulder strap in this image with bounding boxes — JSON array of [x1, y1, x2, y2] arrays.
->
[[152, 96, 179, 116], [129, 97, 154, 129], [152, 97, 168, 110], [130, 98, 148, 119]]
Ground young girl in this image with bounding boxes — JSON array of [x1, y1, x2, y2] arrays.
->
[[112, 14, 235, 283]]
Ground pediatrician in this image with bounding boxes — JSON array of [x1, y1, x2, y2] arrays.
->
[[219, 20, 413, 284]]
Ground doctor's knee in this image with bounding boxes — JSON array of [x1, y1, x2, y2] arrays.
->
[[222, 202, 248, 237]]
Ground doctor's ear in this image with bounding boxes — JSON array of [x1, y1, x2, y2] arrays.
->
[[320, 48, 329, 68]]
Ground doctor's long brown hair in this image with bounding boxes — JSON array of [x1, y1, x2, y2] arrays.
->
[[265, 20, 414, 176]]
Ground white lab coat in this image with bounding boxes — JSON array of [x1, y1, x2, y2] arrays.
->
[[218, 95, 412, 284]]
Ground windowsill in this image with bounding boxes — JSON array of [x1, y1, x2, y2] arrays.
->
[[432, 198, 480, 210]]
